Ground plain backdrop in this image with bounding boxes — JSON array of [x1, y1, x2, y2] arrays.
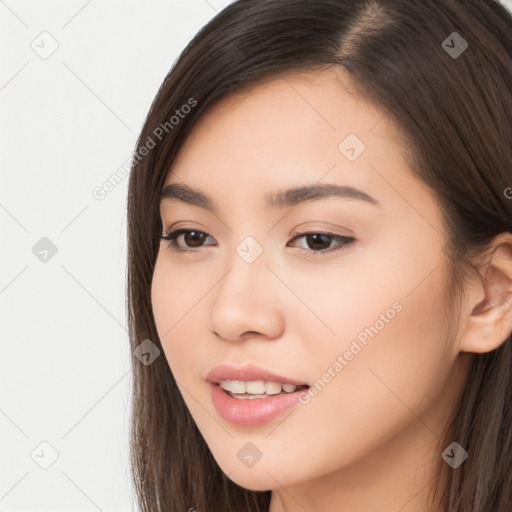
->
[[1, 0, 511, 510]]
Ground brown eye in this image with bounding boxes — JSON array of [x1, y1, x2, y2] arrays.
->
[[288, 232, 356, 256], [181, 230, 206, 247], [303, 233, 332, 250], [160, 229, 216, 252]]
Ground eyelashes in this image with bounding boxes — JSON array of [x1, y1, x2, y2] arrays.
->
[[159, 227, 356, 257]]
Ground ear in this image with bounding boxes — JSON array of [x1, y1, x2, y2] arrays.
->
[[459, 232, 512, 354]]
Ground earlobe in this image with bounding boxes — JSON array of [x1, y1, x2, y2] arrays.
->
[[458, 233, 512, 354]]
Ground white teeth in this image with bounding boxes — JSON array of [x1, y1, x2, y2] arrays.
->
[[245, 380, 266, 394], [265, 381, 282, 395], [218, 380, 300, 395], [230, 380, 246, 394]]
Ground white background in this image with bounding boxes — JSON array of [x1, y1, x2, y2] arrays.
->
[[1, 0, 511, 510], [0, 1, 234, 511]]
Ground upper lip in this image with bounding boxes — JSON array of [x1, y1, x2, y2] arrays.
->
[[206, 363, 309, 387]]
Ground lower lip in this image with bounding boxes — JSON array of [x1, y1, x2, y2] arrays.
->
[[209, 382, 308, 426]]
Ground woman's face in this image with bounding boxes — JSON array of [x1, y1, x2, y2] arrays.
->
[[151, 68, 470, 507]]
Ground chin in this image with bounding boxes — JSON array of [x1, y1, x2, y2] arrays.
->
[[220, 459, 307, 492], [225, 471, 276, 492]]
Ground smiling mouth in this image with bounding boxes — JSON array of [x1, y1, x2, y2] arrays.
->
[[218, 380, 309, 399]]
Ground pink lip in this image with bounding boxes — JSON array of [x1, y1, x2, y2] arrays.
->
[[209, 382, 308, 426], [205, 363, 308, 387], [206, 363, 309, 426]]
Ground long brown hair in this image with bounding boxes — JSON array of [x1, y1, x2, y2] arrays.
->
[[126, 1, 512, 510]]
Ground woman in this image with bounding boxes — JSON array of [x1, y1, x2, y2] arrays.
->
[[126, 1, 512, 510]]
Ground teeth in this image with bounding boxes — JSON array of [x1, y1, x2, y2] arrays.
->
[[218, 380, 300, 395], [265, 381, 282, 395], [246, 380, 266, 394], [230, 380, 246, 394]]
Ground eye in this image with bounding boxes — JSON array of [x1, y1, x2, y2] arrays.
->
[[287, 231, 355, 256], [160, 228, 216, 253], [160, 228, 356, 256]]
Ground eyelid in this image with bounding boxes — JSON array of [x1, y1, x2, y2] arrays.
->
[[289, 220, 354, 237]]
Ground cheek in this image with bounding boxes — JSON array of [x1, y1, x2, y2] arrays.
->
[[298, 257, 453, 443], [300, 238, 452, 405], [150, 252, 216, 379], [284, 242, 453, 432]]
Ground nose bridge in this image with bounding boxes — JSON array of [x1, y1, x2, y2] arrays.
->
[[208, 233, 284, 340], [235, 233, 266, 267], [219, 233, 270, 302]]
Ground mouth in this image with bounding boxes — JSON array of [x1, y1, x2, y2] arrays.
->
[[209, 379, 311, 426], [206, 363, 309, 389], [217, 380, 310, 399]]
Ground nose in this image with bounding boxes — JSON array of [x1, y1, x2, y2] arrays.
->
[[208, 249, 285, 342]]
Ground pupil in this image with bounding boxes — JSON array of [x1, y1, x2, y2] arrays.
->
[[185, 231, 205, 247], [308, 234, 329, 250]]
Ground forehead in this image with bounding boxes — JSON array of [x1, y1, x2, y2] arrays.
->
[[162, 68, 410, 207], [180, 68, 389, 147]]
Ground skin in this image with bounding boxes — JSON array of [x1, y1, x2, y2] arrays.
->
[[151, 67, 512, 512]]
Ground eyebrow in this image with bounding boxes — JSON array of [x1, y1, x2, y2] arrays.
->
[[160, 182, 381, 213]]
